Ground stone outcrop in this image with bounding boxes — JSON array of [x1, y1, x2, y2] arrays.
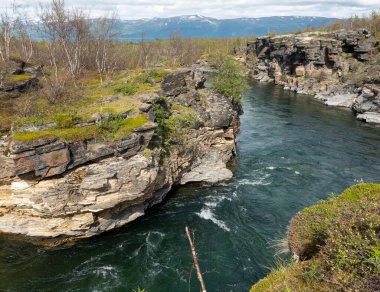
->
[[0, 67, 240, 243], [242, 29, 380, 124]]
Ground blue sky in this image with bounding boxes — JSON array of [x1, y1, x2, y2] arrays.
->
[[1, 0, 379, 19]]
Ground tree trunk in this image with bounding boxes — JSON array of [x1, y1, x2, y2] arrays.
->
[[185, 226, 207, 292]]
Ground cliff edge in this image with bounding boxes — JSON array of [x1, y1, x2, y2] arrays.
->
[[241, 29, 380, 124], [0, 67, 241, 244]]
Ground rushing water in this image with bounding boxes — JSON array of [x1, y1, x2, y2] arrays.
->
[[2, 83, 380, 292]]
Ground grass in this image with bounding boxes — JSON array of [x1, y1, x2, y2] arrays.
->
[[114, 83, 140, 95], [54, 114, 82, 129], [251, 183, 380, 292], [250, 260, 308, 292], [6, 69, 158, 130], [5, 68, 161, 144]]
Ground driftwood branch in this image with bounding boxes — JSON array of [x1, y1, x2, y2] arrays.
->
[[185, 226, 207, 292]]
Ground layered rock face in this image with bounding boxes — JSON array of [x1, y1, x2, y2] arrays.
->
[[0, 68, 240, 243], [243, 30, 380, 123]]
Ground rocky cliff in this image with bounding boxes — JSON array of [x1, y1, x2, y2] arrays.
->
[[0, 67, 240, 244], [242, 29, 380, 124]]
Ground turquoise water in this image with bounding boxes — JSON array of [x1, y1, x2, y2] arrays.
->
[[2, 83, 380, 291]]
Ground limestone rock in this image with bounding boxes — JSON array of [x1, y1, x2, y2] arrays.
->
[[356, 112, 380, 124], [242, 29, 380, 124]]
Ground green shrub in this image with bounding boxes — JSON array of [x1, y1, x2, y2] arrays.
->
[[251, 183, 380, 292], [133, 73, 151, 84], [114, 83, 140, 95], [152, 101, 171, 149], [54, 114, 82, 128], [212, 55, 249, 105], [152, 101, 202, 149], [148, 69, 171, 82], [167, 104, 202, 143]]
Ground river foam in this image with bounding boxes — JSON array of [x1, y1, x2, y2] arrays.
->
[[196, 207, 231, 232]]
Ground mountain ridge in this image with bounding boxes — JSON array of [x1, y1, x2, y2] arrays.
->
[[108, 15, 339, 40]]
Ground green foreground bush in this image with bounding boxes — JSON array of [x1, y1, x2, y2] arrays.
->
[[251, 183, 380, 292]]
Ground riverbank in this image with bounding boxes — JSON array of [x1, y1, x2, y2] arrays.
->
[[0, 65, 242, 244], [239, 29, 380, 124], [1, 82, 380, 291]]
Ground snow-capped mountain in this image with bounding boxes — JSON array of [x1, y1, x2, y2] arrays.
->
[[112, 15, 338, 41], [29, 15, 338, 41]]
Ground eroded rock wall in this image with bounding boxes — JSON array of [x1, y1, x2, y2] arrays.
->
[[243, 30, 380, 124], [0, 68, 240, 242]]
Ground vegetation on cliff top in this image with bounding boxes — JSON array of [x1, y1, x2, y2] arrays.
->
[[251, 183, 380, 292], [13, 114, 148, 142], [0, 0, 246, 134], [211, 55, 249, 106], [152, 99, 203, 149]]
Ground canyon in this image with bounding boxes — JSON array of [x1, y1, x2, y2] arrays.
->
[[240, 29, 380, 124], [0, 67, 241, 243]]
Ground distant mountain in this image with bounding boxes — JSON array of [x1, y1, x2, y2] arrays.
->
[[112, 15, 339, 41]]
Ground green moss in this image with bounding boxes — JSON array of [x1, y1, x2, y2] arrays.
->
[[113, 70, 162, 96], [98, 113, 148, 140], [113, 114, 148, 140], [8, 74, 31, 83], [13, 125, 98, 142], [54, 114, 82, 129]]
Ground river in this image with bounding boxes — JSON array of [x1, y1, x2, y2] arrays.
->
[[1, 83, 380, 291]]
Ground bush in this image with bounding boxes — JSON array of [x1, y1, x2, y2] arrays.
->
[[167, 104, 202, 144], [148, 69, 171, 82], [212, 56, 249, 105], [152, 101, 171, 149], [152, 101, 202, 149], [251, 183, 380, 292], [54, 114, 82, 128], [114, 83, 140, 95]]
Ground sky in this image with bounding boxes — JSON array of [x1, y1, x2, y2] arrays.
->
[[0, 0, 379, 20]]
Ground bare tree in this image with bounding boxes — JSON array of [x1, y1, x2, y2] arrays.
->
[[39, 0, 90, 77], [92, 15, 118, 84], [0, 10, 14, 62], [185, 227, 207, 292], [13, 6, 34, 63]]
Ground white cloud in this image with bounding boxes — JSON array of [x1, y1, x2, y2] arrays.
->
[[0, 0, 379, 19]]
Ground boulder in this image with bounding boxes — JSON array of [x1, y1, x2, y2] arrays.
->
[[162, 71, 190, 97]]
